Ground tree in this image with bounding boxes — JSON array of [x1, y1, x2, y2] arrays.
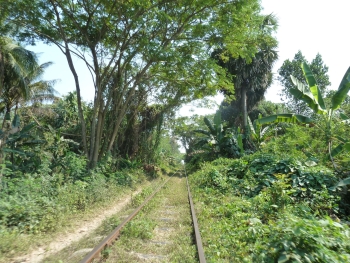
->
[[213, 14, 278, 131], [0, 37, 41, 129], [172, 114, 212, 154], [278, 51, 331, 115], [5, 0, 267, 168], [0, 60, 58, 125]]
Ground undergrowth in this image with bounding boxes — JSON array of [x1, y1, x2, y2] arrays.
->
[[0, 155, 151, 261], [189, 153, 350, 262]]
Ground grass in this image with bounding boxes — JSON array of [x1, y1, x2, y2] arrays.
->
[[0, 175, 155, 263]]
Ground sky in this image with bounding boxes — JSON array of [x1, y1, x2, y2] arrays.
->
[[27, 0, 350, 114], [263, 0, 350, 102]]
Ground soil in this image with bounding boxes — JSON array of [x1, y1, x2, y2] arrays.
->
[[11, 187, 143, 263]]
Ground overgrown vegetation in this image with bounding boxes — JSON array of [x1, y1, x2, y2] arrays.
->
[[183, 64, 350, 262], [0, 0, 349, 262], [189, 151, 350, 262]]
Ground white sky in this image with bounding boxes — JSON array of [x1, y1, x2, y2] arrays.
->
[[263, 0, 350, 102], [28, 0, 350, 114]]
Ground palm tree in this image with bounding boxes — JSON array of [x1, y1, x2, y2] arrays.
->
[[0, 37, 38, 126], [16, 62, 58, 112], [213, 15, 278, 131], [0, 36, 37, 97], [0, 37, 57, 127]]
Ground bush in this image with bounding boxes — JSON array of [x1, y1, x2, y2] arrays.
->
[[189, 156, 350, 263], [254, 216, 350, 263], [191, 153, 339, 215]]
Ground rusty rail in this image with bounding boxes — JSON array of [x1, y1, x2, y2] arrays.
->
[[185, 166, 207, 263], [79, 167, 206, 263], [79, 175, 173, 263]]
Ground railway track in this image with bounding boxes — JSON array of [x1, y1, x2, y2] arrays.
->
[[76, 168, 206, 263]]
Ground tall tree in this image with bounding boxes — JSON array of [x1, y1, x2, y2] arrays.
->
[[213, 14, 278, 130], [0, 37, 39, 126], [278, 51, 331, 115], [6, 0, 267, 167]]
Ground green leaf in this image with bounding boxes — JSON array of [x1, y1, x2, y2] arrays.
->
[[344, 142, 350, 151], [248, 116, 256, 135], [335, 177, 350, 187], [194, 129, 211, 136], [20, 122, 36, 134], [331, 143, 344, 157], [11, 114, 20, 128], [2, 148, 26, 156], [301, 62, 326, 110], [5, 112, 11, 121], [204, 117, 215, 135], [332, 142, 350, 157], [256, 115, 278, 125], [256, 114, 313, 125], [213, 111, 222, 130], [332, 222, 343, 228], [340, 112, 349, 120], [331, 66, 350, 110], [290, 73, 326, 114], [278, 253, 289, 263]]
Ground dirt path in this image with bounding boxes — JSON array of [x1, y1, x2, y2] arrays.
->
[[12, 187, 143, 263]]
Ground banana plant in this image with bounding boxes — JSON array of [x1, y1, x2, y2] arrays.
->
[[248, 114, 282, 149], [194, 111, 243, 158], [0, 114, 45, 171], [257, 62, 350, 165]]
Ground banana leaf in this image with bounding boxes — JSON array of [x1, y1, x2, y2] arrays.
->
[[339, 113, 350, 124], [248, 116, 257, 135], [194, 129, 211, 136], [331, 142, 350, 157], [331, 66, 350, 110], [256, 114, 313, 125], [333, 177, 350, 188], [301, 62, 326, 110], [20, 122, 36, 133], [213, 111, 222, 130], [203, 117, 215, 135], [290, 75, 326, 114], [12, 114, 20, 128]]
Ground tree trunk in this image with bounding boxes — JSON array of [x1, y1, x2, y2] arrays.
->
[[0, 51, 4, 96], [106, 88, 137, 153], [241, 86, 248, 130], [241, 85, 249, 150], [64, 45, 88, 157], [51, 2, 88, 157]]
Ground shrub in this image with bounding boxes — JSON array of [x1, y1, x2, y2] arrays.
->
[[254, 216, 350, 263]]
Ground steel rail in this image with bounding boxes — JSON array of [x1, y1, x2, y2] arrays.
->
[[185, 165, 207, 263], [79, 174, 174, 263]]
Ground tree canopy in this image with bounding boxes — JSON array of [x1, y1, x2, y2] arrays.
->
[[213, 14, 278, 130], [4, 0, 270, 167]]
